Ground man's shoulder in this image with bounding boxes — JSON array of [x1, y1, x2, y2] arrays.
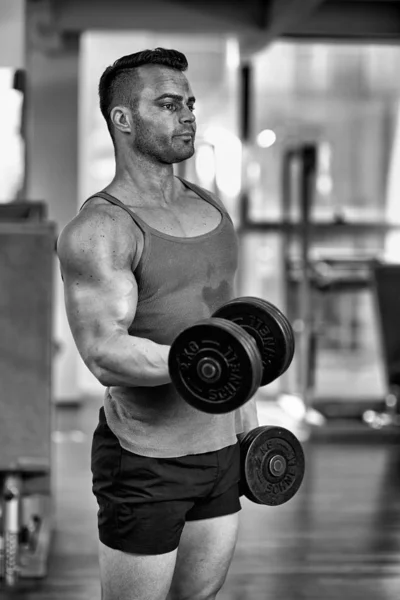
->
[[180, 178, 227, 211], [57, 199, 138, 262], [67, 199, 130, 237]]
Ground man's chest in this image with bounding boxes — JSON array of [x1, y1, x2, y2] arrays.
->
[[130, 191, 222, 238]]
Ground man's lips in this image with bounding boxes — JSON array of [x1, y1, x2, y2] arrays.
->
[[175, 132, 195, 137]]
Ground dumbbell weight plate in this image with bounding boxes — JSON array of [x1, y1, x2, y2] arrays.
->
[[240, 426, 305, 506], [212, 297, 295, 386], [169, 318, 263, 414]]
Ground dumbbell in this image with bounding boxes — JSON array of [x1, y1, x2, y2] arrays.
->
[[168, 297, 295, 414], [239, 426, 305, 506]]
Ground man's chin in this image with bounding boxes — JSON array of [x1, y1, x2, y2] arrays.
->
[[166, 147, 195, 164]]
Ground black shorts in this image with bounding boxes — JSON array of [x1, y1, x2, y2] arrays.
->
[[91, 408, 242, 555]]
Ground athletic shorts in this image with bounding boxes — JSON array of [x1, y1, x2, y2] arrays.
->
[[91, 407, 242, 555]]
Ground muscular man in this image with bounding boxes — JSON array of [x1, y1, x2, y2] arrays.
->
[[57, 48, 259, 600]]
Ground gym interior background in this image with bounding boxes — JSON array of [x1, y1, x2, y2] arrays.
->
[[1, 0, 400, 598]]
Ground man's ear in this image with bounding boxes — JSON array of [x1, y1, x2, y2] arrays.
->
[[110, 106, 132, 134]]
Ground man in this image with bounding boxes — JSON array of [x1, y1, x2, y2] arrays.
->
[[57, 48, 259, 600]]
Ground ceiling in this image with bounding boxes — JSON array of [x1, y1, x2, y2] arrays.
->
[[46, 0, 400, 58]]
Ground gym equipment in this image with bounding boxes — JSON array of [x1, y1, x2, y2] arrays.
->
[[363, 262, 400, 429], [169, 297, 294, 413], [0, 220, 55, 587], [212, 296, 295, 386], [169, 318, 263, 413], [1, 466, 51, 587], [239, 426, 305, 506], [169, 297, 294, 414]]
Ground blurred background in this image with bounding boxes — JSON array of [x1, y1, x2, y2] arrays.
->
[[2, 0, 400, 598]]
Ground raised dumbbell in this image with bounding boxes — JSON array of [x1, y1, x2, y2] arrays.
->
[[212, 297, 295, 387], [168, 297, 295, 414], [239, 426, 305, 506]]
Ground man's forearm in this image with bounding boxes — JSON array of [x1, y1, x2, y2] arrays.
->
[[87, 332, 171, 387]]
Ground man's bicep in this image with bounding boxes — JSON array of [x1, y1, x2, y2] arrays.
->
[[63, 265, 138, 366], [58, 218, 138, 360]]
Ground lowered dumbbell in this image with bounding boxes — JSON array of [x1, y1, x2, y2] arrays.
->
[[239, 426, 305, 506], [168, 297, 295, 414]]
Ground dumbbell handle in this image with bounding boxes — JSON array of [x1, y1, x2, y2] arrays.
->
[[169, 318, 262, 414]]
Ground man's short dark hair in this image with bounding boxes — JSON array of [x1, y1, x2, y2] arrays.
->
[[98, 48, 189, 136]]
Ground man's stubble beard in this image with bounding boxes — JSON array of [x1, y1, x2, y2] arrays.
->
[[132, 113, 195, 165]]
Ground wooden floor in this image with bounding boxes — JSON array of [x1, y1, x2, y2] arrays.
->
[[3, 396, 400, 600]]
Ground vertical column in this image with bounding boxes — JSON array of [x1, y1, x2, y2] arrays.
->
[[236, 61, 253, 297], [239, 62, 252, 225], [298, 145, 317, 407], [24, 0, 81, 402]]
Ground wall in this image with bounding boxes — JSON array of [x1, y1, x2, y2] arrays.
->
[[0, 0, 25, 68], [24, 2, 81, 401]]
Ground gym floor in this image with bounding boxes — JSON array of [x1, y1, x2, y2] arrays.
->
[[2, 393, 400, 600]]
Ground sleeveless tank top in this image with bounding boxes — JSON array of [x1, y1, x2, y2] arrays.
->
[[82, 177, 244, 457]]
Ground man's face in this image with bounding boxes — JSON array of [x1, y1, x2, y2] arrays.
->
[[130, 64, 196, 164]]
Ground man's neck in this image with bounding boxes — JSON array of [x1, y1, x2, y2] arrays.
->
[[107, 152, 180, 207]]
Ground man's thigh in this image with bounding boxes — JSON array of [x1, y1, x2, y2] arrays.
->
[[99, 540, 177, 600], [168, 512, 240, 600], [99, 512, 239, 600], [167, 445, 242, 600]]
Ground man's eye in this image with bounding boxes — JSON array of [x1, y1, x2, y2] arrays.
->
[[188, 105, 195, 112], [164, 104, 176, 111]]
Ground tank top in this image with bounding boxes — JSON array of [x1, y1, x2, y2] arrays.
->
[[82, 177, 244, 457]]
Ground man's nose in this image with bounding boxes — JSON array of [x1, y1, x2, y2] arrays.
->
[[180, 108, 196, 123]]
